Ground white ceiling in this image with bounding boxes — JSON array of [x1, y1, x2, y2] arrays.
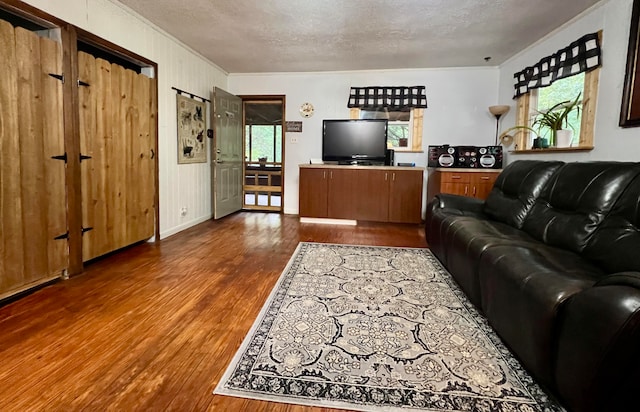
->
[[117, 0, 601, 73]]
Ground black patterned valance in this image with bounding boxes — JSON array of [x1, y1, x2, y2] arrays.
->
[[513, 32, 601, 98], [347, 86, 428, 110]]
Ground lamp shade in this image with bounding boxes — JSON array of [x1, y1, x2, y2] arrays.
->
[[489, 105, 510, 117]]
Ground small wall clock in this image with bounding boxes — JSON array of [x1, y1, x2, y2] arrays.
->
[[299, 102, 314, 118]]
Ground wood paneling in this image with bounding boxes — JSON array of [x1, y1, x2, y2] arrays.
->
[[40, 35, 67, 276], [79, 52, 156, 262], [0, 21, 67, 299], [0, 213, 427, 411]]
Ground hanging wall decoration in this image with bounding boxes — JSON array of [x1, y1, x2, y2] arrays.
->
[[176, 93, 206, 164]]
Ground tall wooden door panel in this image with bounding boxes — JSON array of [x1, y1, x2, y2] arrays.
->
[[79, 52, 156, 262], [0, 22, 68, 299]]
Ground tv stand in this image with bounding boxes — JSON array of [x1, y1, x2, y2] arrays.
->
[[298, 164, 424, 224]]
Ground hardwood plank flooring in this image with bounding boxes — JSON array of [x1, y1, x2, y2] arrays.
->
[[0, 212, 426, 411]]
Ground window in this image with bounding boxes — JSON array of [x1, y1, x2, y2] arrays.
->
[[350, 108, 423, 152], [531, 72, 584, 145], [512, 31, 601, 152], [514, 68, 598, 151], [245, 125, 282, 162]]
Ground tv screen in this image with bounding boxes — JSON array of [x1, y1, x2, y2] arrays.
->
[[322, 119, 388, 164]]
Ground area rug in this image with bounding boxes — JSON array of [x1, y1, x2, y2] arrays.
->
[[214, 243, 563, 411]]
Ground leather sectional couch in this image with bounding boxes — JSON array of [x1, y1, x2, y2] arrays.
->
[[425, 160, 640, 412]]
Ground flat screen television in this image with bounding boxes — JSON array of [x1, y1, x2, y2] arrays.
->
[[322, 119, 388, 164]]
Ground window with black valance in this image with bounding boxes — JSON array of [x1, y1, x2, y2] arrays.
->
[[513, 32, 601, 98]]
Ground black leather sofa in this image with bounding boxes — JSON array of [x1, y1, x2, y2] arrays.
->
[[425, 160, 640, 412]]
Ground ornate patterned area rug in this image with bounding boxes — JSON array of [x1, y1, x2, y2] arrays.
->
[[214, 243, 563, 411]]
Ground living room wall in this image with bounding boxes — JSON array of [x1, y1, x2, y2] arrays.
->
[[21, 0, 229, 239], [498, 0, 638, 163], [229, 68, 500, 215]]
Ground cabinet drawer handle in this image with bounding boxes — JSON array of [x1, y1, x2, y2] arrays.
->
[[480, 176, 490, 180], [392, 173, 396, 181], [452, 176, 461, 179], [464, 186, 468, 195]]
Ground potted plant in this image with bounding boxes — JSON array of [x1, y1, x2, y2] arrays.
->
[[500, 93, 582, 148]]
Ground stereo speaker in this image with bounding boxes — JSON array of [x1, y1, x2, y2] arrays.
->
[[428, 145, 456, 168], [476, 146, 503, 169]]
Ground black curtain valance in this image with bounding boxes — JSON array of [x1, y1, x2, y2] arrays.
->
[[513, 32, 601, 98], [347, 86, 428, 110]]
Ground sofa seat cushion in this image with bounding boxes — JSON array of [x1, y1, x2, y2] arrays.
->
[[443, 218, 539, 306], [477, 244, 603, 387]]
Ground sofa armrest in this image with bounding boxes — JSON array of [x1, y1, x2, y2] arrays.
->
[[555, 278, 640, 412], [428, 193, 485, 215]]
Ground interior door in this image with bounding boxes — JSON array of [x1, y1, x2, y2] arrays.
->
[[0, 22, 68, 299], [78, 51, 157, 261], [212, 87, 243, 219]]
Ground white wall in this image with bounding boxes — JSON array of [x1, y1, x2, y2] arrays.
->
[[22, 0, 229, 238], [498, 0, 639, 163], [229, 68, 500, 215]]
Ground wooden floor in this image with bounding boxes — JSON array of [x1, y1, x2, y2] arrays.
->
[[0, 212, 426, 411]]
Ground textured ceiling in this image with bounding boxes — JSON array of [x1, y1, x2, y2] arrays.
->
[[117, 0, 601, 73]]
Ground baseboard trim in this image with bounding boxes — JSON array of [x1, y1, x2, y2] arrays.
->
[[299, 217, 357, 226]]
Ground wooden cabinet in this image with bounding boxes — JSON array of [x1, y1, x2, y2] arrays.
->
[[356, 170, 390, 222], [299, 168, 328, 217], [299, 165, 424, 224], [427, 169, 500, 202], [389, 170, 424, 223]]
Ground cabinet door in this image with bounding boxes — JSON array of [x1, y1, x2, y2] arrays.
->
[[327, 169, 358, 219], [299, 168, 328, 217], [440, 182, 470, 197], [440, 172, 471, 196], [356, 169, 390, 222], [389, 170, 423, 223], [471, 173, 497, 199]]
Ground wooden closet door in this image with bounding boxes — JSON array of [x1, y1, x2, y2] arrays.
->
[[0, 22, 68, 299], [79, 52, 156, 262]]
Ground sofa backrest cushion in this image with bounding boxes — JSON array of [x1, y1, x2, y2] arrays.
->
[[483, 160, 564, 229], [583, 174, 640, 273], [522, 162, 640, 254]]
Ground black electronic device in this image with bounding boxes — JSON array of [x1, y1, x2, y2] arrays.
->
[[428, 145, 456, 168], [384, 149, 395, 166], [456, 146, 479, 168], [477, 146, 503, 169], [322, 119, 388, 164]]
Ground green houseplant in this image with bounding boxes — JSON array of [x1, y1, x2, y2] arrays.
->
[[501, 93, 582, 148]]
